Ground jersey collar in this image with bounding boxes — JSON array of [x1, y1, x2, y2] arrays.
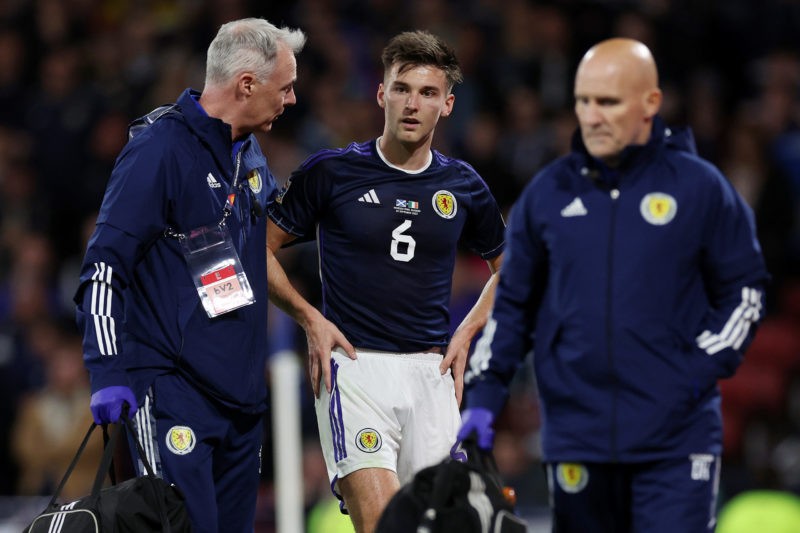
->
[[375, 137, 433, 174]]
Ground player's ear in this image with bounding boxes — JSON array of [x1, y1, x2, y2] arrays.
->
[[377, 83, 386, 109], [440, 93, 455, 117]]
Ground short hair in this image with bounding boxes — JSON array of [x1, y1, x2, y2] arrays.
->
[[205, 18, 306, 87], [381, 31, 463, 91]]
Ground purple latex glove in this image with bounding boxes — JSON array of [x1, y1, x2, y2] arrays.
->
[[457, 407, 496, 451], [90, 385, 137, 424], [450, 440, 468, 462]]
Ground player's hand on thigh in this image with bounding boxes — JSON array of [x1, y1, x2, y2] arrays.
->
[[304, 312, 356, 396], [442, 330, 471, 405]]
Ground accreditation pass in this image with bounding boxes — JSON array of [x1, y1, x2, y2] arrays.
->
[[200, 264, 249, 315]]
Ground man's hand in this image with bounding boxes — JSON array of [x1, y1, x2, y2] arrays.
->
[[304, 313, 356, 397], [90, 385, 137, 424], [267, 224, 356, 397], [457, 407, 495, 450], [440, 329, 471, 406]]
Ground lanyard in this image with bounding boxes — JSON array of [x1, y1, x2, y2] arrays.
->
[[165, 148, 244, 240], [221, 149, 243, 222]]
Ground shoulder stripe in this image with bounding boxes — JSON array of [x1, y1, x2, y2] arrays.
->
[[434, 150, 493, 190], [301, 141, 372, 170], [696, 287, 763, 355]]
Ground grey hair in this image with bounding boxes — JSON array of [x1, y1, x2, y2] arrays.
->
[[205, 18, 306, 87]]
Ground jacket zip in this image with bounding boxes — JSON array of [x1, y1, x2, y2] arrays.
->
[[607, 186, 620, 461], [231, 149, 248, 250], [232, 147, 256, 394]]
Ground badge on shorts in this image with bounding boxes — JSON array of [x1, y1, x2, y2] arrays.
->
[[355, 428, 382, 453], [166, 425, 196, 455], [556, 463, 589, 493]]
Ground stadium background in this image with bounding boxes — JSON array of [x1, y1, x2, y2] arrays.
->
[[0, 0, 799, 531]]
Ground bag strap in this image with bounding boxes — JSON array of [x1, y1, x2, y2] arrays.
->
[[119, 411, 172, 533], [90, 422, 124, 496], [119, 412, 157, 476], [48, 419, 129, 505], [46, 421, 101, 507], [102, 424, 117, 486], [46, 410, 173, 531], [97, 411, 173, 532]]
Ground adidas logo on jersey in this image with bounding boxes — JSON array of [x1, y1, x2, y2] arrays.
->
[[358, 189, 380, 204], [561, 197, 587, 217], [207, 173, 221, 189]]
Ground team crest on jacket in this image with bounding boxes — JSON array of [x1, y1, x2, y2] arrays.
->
[[432, 190, 457, 219], [556, 463, 589, 493], [247, 169, 262, 194], [355, 428, 382, 453], [640, 192, 677, 225], [166, 425, 196, 455], [275, 178, 292, 204]]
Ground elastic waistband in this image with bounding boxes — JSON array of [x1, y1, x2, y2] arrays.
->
[[352, 347, 444, 361]]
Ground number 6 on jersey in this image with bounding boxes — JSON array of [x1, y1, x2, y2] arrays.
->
[[390, 220, 416, 262]]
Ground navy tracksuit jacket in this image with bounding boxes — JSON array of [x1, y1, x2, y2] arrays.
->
[[466, 118, 769, 463], [74, 89, 276, 532], [75, 89, 274, 413]]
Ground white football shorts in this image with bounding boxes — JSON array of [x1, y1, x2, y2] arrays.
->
[[315, 347, 461, 500]]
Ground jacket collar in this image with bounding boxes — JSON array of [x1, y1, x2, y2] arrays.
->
[[571, 116, 698, 185], [176, 88, 250, 172]]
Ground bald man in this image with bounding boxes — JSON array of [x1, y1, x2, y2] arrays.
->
[[457, 38, 768, 532]]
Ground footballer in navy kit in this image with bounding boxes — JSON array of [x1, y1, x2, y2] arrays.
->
[[267, 31, 505, 533], [271, 143, 503, 353]]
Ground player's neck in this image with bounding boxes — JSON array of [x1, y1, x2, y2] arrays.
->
[[376, 135, 433, 172]]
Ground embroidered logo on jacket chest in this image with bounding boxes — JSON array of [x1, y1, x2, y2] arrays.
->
[[247, 169, 262, 193], [640, 192, 677, 225], [206, 173, 221, 189]]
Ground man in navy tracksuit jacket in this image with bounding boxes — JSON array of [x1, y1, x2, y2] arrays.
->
[[73, 19, 305, 532], [458, 39, 768, 532]]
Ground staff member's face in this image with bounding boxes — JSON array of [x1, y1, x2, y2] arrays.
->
[[574, 59, 658, 166], [246, 44, 298, 133]]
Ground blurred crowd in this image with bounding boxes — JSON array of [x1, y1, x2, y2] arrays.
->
[[1, 0, 799, 530]]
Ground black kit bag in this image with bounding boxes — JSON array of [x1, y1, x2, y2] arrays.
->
[[376, 436, 529, 533], [24, 412, 191, 532]]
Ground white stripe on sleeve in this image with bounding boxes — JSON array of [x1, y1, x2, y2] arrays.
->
[[696, 287, 763, 356], [90, 262, 118, 356]]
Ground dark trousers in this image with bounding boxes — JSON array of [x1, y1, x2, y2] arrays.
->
[[130, 372, 263, 533], [547, 456, 720, 533]]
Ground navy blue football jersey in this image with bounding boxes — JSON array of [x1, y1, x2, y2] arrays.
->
[[268, 139, 505, 352]]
